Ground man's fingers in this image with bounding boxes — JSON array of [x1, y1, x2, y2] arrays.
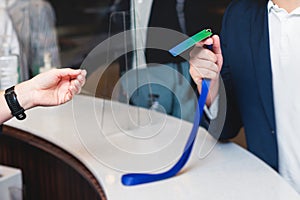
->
[[212, 35, 222, 55], [195, 37, 214, 47], [189, 58, 219, 73], [211, 35, 223, 69], [190, 48, 218, 62], [189, 35, 221, 85], [190, 65, 219, 82]]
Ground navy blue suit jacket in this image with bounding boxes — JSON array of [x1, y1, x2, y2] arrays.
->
[[218, 0, 279, 170]]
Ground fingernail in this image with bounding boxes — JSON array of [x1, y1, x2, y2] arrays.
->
[[74, 79, 80, 86], [81, 69, 87, 76]]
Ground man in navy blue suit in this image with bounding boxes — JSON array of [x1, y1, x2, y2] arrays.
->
[[189, 0, 300, 193]]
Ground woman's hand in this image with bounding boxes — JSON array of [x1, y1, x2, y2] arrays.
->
[[15, 68, 87, 109]]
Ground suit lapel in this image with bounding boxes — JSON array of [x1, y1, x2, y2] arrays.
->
[[250, 1, 276, 131]]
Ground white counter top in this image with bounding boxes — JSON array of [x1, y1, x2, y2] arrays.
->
[[5, 95, 300, 200]]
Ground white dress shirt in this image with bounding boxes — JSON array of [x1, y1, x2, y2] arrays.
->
[[268, 0, 300, 193]]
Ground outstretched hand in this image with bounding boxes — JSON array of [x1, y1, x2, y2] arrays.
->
[[15, 68, 87, 110], [0, 68, 87, 124], [31, 68, 87, 106]]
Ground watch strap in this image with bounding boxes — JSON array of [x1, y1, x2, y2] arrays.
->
[[4, 86, 26, 120]]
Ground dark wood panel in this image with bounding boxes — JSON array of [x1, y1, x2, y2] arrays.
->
[[0, 125, 107, 200]]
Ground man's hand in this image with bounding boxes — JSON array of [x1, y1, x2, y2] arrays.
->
[[189, 35, 223, 106]]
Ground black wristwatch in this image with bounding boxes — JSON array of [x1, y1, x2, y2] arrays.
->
[[4, 86, 26, 120]]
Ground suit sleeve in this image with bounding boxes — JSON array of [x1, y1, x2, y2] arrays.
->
[[210, 1, 243, 140]]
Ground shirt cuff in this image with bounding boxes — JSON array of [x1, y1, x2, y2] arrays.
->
[[204, 95, 219, 120]]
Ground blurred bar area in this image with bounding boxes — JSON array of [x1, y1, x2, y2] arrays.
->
[[0, 1, 239, 200]]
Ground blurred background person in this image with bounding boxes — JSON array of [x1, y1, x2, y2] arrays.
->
[[107, 0, 230, 122], [0, 0, 60, 83]]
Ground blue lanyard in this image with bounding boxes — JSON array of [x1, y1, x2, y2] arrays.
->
[[122, 79, 210, 186], [122, 29, 212, 186]]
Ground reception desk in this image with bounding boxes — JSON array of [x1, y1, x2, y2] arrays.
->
[[2, 95, 300, 200]]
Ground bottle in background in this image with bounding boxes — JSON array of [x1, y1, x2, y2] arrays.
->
[[0, 42, 19, 90], [39, 52, 55, 74], [149, 94, 165, 113]]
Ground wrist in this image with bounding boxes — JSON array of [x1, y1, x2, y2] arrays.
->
[[14, 81, 36, 110]]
